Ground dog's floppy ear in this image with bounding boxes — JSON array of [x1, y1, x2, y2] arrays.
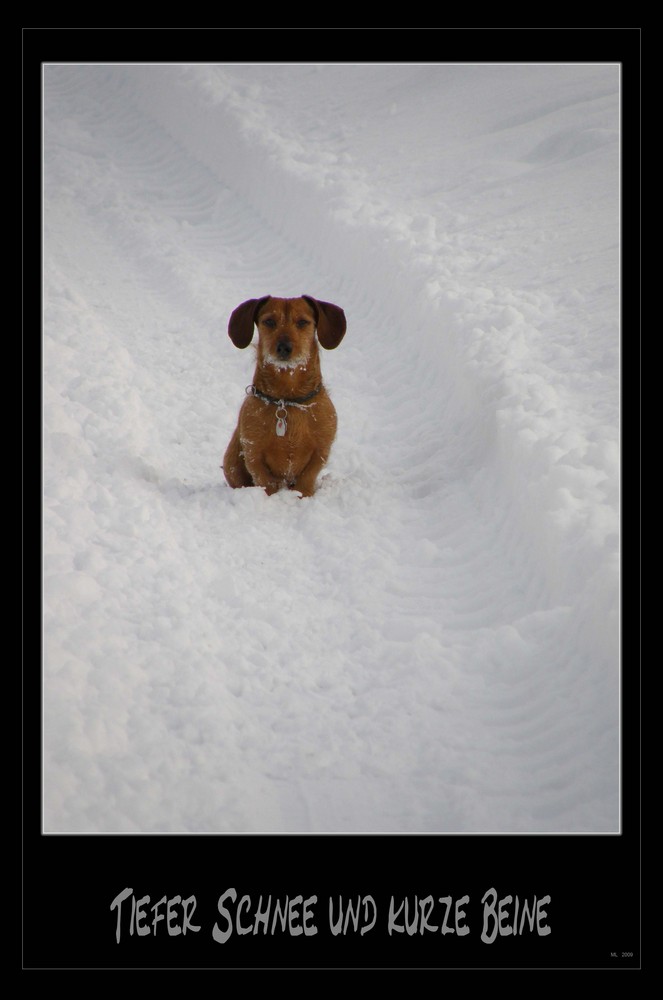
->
[[228, 297, 271, 348], [302, 296, 346, 350]]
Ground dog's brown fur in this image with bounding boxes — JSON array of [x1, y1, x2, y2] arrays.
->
[[222, 295, 346, 496]]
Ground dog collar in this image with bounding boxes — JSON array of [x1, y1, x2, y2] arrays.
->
[[246, 383, 322, 437], [245, 384, 322, 407]]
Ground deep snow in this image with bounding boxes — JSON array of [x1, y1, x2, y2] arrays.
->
[[42, 62, 620, 833]]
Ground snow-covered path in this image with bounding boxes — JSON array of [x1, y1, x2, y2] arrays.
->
[[43, 63, 620, 833]]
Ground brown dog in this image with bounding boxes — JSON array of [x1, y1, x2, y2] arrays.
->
[[222, 295, 346, 496]]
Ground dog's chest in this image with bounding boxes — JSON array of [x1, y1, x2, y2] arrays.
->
[[241, 400, 314, 469]]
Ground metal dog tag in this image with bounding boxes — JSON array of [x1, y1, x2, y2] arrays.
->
[[275, 403, 288, 436]]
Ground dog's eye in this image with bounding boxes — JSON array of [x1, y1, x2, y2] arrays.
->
[[262, 318, 277, 328], [296, 319, 310, 329]]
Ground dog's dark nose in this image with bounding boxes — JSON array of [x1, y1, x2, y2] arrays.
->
[[276, 339, 292, 359]]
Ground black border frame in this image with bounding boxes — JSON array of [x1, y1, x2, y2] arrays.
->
[[22, 27, 641, 971]]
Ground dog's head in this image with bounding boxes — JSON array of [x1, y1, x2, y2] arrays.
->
[[228, 295, 346, 367]]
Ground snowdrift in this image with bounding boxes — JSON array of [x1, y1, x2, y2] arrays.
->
[[43, 63, 620, 832]]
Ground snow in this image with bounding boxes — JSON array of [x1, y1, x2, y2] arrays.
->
[[42, 62, 620, 834]]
